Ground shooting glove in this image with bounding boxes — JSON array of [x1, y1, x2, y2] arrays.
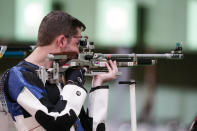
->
[[64, 68, 85, 88]]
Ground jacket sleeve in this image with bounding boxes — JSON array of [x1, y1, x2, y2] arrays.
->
[[88, 86, 109, 131], [8, 67, 87, 130]]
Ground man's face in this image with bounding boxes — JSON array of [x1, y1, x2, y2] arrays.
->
[[61, 27, 82, 54]]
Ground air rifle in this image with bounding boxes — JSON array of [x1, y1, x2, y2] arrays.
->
[[37, 38, 183, 85]]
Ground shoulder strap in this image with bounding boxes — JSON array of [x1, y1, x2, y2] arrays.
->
[[0, 70, 10, 113], [0, 70, 16, 104]]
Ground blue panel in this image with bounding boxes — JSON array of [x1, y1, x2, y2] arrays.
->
[[4, 51, 25, 57]]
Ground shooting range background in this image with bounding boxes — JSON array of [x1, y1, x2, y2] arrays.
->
[[0, 0, 197, 131]]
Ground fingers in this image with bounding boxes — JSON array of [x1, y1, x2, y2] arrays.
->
[[107, 60, 118, 74], [105, 61, 112, 72], [112, 60, 118, 73], [92, 60, 118, 87]]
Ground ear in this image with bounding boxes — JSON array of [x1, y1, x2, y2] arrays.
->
[[56, 35, 66, 48]]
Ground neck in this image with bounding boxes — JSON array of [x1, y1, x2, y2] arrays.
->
[[25, 45, 57, 68]]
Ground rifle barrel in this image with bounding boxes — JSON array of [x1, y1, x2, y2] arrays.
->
[[100, 53, 183, 59]]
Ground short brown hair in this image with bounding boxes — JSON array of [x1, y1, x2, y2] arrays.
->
[[37, 11, 86, 46]]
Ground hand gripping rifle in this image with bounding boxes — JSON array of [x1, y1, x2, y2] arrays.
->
[[37, 38, 183, 85]]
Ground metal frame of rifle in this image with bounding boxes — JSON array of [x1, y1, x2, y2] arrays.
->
[[36, 38, 183, 85]]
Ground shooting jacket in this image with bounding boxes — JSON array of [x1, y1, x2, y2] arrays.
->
[[1, 60, 109, 131]]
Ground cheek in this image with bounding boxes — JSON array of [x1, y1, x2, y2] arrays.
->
[[72, 41, 79, 48], [68, 43, 79, 52], [65, 39, 79, 52]]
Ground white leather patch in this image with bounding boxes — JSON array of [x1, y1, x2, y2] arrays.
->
[[88, 88, 109, 131], [17, 87, 49, 117], [17, 87, 63, 119], [60, 84, 87, 116]]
